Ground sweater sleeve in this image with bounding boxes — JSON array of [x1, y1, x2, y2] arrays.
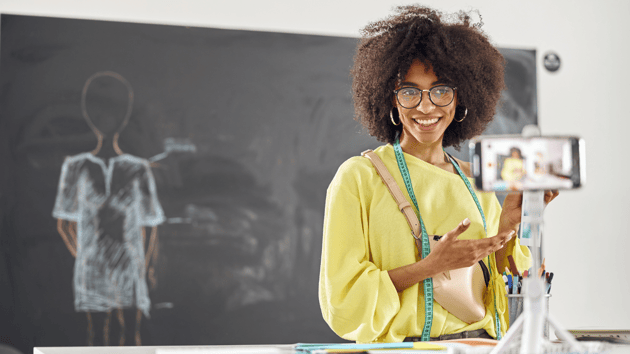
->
[[318, 161, 401, 343]]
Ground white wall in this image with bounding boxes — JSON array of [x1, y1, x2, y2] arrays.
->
[[2, 0, 629, 333]]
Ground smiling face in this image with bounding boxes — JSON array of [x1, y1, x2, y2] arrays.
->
[[395, 60, 457, 150]]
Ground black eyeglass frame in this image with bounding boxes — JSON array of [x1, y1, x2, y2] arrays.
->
[[393, 85, 458, 109]]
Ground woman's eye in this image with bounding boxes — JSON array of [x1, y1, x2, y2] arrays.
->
[[400, 88, 419, 97], [433, 88, 448, 97]]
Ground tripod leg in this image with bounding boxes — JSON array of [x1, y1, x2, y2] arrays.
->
[[490, 314, 525, 354], [547, 312, 584, 352]]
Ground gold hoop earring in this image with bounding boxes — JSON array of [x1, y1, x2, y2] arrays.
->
[[390, 109, 401, 126], [455, 107, 468, 122]]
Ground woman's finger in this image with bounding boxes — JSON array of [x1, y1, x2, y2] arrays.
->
[[441, 218, 471, 242], [469, 230, 514, 259], [481, 230, 515, 254], [544, 189, 559, 204], [495, 230, 515, 248]]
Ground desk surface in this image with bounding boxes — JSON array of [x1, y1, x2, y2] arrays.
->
[[31, 346, 458, 354], [34, 345, 296, 354], [33, 342, 630, 354]]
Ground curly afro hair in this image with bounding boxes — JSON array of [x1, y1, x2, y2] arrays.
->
[[351, 5, 506, 149]]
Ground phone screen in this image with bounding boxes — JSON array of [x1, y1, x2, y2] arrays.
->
[[471, 136, 583, 191]]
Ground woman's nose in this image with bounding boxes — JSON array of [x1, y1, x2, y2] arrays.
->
[[416, 92, 435, 113]]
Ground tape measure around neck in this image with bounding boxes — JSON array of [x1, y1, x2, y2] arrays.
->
[[393, 138, 502, 340], [443, 148, 502, 339], [393, 139, 433, 341]]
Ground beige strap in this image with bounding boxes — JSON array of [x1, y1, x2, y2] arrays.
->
[[362, 149, 421, 240]]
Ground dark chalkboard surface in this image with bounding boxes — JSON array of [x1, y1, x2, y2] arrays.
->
[[0, 14, 535, 353]]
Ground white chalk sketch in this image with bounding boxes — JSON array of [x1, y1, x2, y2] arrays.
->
[[53, 153, 165, 312], [150, 137, 197, 162], [53, 71, 164, 346]]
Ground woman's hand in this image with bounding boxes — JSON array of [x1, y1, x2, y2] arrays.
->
[[425, 218, 515, 274], [388, 218, 515, 292]]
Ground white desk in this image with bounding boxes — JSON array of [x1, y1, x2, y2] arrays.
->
[[34, 345, 295, 354], [32, 341, 629, 354]]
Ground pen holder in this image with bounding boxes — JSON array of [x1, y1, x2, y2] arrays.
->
[[506, 294, 551, 338]]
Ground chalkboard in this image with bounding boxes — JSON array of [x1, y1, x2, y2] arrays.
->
[[446, 47, 538, 160], [0, 14, 536, 353]]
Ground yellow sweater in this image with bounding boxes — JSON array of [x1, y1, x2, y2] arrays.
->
[[501, 157, 526, 181], [319, 144, 531, 343]]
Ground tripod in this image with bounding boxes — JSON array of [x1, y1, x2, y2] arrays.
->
[[491, 191, 584, 354]]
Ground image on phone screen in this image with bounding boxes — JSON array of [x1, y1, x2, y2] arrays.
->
[[474, 137, 579, 191]]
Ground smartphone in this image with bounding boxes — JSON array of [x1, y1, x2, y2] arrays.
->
[[469, 135, 585, 192]]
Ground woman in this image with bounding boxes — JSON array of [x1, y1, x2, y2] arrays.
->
[[501, 147, 527, 184], [318, 6, 557, 343]]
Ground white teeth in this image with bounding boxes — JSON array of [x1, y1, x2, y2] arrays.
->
[[414, 118, 439, 126]]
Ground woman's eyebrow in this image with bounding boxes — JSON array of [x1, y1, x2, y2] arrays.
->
[[399, 80, 448, 87]]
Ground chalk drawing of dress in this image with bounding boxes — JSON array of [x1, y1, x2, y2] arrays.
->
[[53, 152, 165, 317]]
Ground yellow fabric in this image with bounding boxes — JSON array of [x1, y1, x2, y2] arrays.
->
[[319, 144, 531, 343], [501, 157, 525, 181]]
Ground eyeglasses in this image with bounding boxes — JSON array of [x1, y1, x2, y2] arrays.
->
[[394, 85, 457, 109]]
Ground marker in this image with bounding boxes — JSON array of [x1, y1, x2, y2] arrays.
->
[[523, 270, 529, 278], [507, 274, 513, 294], [547, 272, 554, 294], [545, 272, 550, 293], [513, 275, 517, 294], [503, 273, 510, 294]]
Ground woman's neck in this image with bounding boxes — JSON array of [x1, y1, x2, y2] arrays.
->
[[398, 133, 446, 166]]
